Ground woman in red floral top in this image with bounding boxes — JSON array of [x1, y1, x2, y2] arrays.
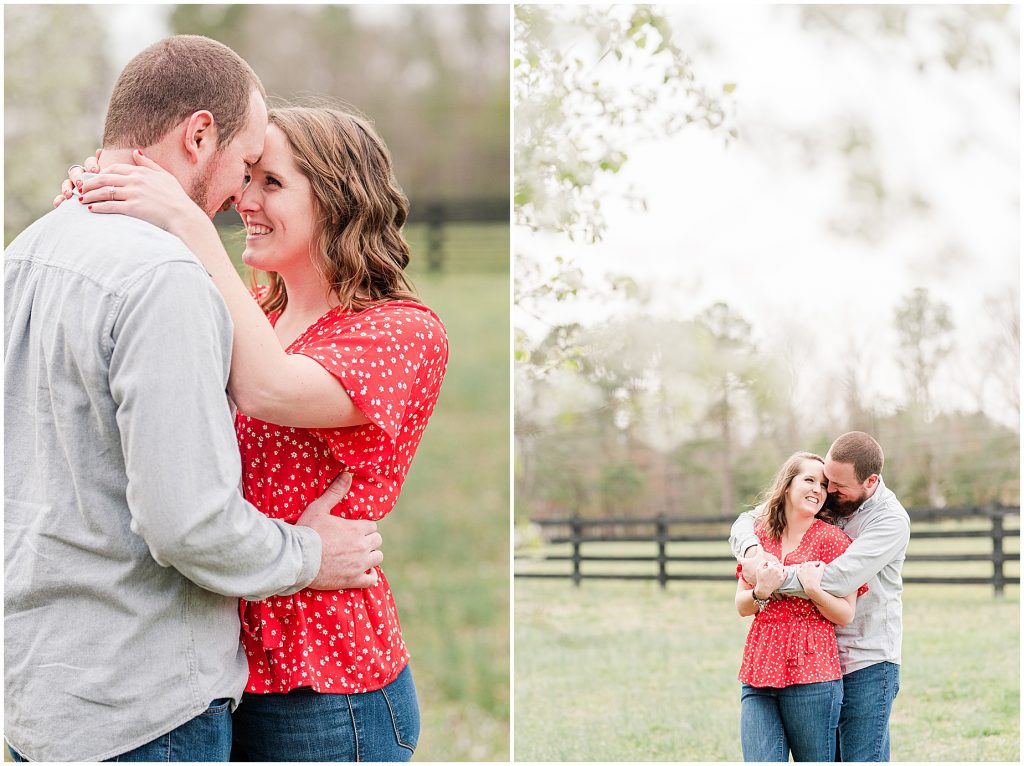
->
[[78, 106, 447, 761], [735, 452, 868, 762]]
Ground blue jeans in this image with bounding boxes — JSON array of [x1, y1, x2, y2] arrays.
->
[[838, 661, 900, 762], [7, 699, 232, 762], [230, 664, 419, 762], [741, 680, 843, 762]]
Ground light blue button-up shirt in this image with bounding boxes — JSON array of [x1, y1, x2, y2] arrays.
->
[[4, 201, 322, 761], [730, 477, 911, 674]]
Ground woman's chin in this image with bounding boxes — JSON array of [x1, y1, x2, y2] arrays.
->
[[241, 250, 263, 270]]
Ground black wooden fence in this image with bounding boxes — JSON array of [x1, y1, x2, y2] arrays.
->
[[216, 196, 509, 274], [409, 198, 508, 273], [514, 505, 1020, 596]]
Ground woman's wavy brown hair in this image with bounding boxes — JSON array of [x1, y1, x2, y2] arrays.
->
[[252, 105, 419, 315], [755, 451, 825, 541]]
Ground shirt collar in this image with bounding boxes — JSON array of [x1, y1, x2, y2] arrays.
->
[[856, 475, 888, 514]]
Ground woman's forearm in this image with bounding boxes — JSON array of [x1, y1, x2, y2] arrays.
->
[[805, 589, 855, 626], [181, 223, 295, 397], [735, 583, 764, 617], [178, 222, 366, 428]]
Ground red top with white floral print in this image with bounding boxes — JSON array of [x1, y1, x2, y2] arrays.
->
[[737, 519, 868, 688], [236, 298, 448, 694]]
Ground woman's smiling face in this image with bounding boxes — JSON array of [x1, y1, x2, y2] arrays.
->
[[785, 459, 828, 518], [236, 124, 319, 277]]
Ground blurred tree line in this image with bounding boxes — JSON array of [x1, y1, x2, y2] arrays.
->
[[5, 4, 509, 244], [516, 289, 1019, 521], [4, 6, 113, 244]]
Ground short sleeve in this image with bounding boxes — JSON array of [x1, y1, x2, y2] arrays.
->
[[297, 302, 448, 440]]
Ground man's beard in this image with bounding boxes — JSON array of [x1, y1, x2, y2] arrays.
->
[[827, 492, 865, 518], [188, 166, 214, 215]]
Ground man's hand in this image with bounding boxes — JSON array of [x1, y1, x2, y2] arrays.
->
[[753, 558, 786, 599], [738, 545, 781, 585], [296, 472, 383, 590]]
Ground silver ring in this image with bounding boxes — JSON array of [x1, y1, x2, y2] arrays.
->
[[67, 164, 84, 177], [107, 186, 116, 202]]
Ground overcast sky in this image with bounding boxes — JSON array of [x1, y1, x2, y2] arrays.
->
[[517, 5, 1019, 428]]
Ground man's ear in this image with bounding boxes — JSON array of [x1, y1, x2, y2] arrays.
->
[[865, 474, 879, 491], [182, 110, 217, 165]]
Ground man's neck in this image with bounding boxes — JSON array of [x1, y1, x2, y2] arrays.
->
[[97, 148, 135, 170], [97, 145, 171, 173]]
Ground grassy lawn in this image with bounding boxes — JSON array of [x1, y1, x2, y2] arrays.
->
[[514, 578, 1019, 761], [385, 270, 510, 761]]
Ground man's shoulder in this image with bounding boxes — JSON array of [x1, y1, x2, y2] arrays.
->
[[6, 204, 203, 292], [873, 482, 911, 522], [854, 485, 911, 536]]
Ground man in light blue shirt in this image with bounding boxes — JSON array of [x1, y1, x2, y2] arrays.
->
[[5, 35, 384, 762], [730, 432, 910, 761]]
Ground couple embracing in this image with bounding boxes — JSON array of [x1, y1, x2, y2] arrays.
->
[[5, 35, 447, 762], [731, 431, 911, 762]]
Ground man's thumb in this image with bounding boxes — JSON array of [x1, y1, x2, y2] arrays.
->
[[322, 472, 353, 502]]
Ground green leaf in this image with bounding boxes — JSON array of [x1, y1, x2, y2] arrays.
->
[[722, 82, 737, 93]]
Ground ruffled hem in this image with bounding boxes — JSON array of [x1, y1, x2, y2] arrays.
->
[[738, 618, 842, 687], [243, 651, 410, 695], [238, 575, 408, 695]]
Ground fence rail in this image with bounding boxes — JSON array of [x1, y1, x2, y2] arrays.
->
[[514, 505, 1020, 596], [216, 197, 509, 274]]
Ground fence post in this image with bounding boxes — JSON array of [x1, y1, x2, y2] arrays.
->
[[656, 514, 667, 589], [425, 203, 444, 273], [571, 516, 582, 588], [991, 507, 1005, 598]]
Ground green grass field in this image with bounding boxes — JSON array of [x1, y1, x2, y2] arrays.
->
[[385, 269, 509, 761], [514, 578, 1019, 761]]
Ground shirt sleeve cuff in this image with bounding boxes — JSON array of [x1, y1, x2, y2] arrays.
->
[[736, 535, 760, 559], [279, 525, 322, 595]]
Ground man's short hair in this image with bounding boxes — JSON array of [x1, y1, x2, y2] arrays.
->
[[103, 35, 265, 150], [828, 431, 884, 482]]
